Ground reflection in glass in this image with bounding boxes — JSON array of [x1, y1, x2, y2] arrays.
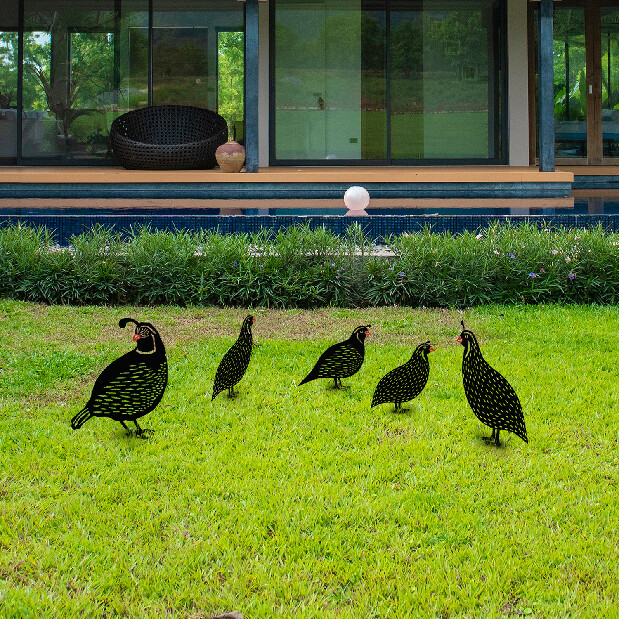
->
[[22, 0, 149, 160], [552, 8, 587, 159], [152, 0, 244, 116], [275, 0, 366, 161], [15, 0, 241, 162], [0, 3, 19, 158], [0, 32, 18, 158], [218, 31, 245, 143], [274, 0, 503, 163], [602, 8, 619, 158], [390, 1, 499, 160]]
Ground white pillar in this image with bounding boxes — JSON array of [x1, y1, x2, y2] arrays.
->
[[508, 0, 530, 166]]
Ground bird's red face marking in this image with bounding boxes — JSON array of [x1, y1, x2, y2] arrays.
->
[[133, 334, 141, 341], [457, 336, 463, 343], [252, 318, 255, 324], [429, 346, 435, 352], [364, 330, 370, 336]]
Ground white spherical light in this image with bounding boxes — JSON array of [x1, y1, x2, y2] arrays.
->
[[343, 186, 370, 210]]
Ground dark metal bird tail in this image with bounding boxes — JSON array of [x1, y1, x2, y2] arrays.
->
[[70, 407, 92, 430], [298, 372, 314, 386]]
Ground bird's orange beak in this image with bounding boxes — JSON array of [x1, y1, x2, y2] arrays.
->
[[133, 334, 141, 341]]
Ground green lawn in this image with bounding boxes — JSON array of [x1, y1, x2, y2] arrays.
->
[[1, 301, 618, 618]]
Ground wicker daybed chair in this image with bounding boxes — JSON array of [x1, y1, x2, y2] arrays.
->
[[110, 105, 228, 170]]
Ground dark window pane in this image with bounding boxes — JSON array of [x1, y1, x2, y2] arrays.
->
[[151, 0, 243, 116]]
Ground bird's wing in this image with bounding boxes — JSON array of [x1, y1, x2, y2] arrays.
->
[[88, 358, 166, 415], [214, 342, 251, 384], [465, 359, 521, 409], [314, 343, 362, 377]]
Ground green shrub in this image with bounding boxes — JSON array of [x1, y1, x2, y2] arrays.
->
[[0, 221, 618, 307]]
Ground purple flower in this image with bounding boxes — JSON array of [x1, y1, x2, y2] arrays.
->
[[509, 253, 516, 259], [233, 261, 238, 266], [398, 272, 405, 277], [388, 266, 394, 271], [529, 273, 537, 278], [331, 262, 336, 267], [259, 264, 264, 268], [336, 273, 341, 279], [340, 267, 345, 271], [568, 273, 576, 280]]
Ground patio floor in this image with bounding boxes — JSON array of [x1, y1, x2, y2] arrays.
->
[[0, 165, 574, 201]]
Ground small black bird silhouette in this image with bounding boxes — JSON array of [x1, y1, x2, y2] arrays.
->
[[212, 315, 255, 400], [372, 341, 434, 411], [299, 325, 370, 389], [71, 318, 168, 437], [458, 321, 527, 447]]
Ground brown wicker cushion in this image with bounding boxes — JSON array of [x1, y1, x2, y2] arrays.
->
[[110, 105, 228, 170]]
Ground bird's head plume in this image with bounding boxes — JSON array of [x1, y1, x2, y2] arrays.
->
[[457, 320, 478, 350], [119, 318, 161, 353]]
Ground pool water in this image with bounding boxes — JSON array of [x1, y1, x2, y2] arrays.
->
[[0, 197, 617, 217]]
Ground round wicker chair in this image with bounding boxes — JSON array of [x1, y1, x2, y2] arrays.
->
[[110, 105, 228, 170]]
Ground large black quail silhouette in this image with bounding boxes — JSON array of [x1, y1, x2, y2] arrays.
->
[[212, 315, 255, 400], [372, 341, 434, 411], [71, 318, 168, 437], [299, 325, 370, 389], [458, 321, 527, 447]]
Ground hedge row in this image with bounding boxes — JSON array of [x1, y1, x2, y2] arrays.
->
[[1, 222, 618, 307]]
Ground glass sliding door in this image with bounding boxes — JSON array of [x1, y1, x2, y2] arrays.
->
[[390, 1, 502, 161], [7, 0, 243, 164], [273, 0, 369, 161], [272, 0, 505, 165], [534, 1, 619, 164]]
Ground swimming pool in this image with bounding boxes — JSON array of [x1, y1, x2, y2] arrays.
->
[[1, 195, 618, 245]]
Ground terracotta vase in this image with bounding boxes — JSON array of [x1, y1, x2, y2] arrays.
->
[[216, 140, 246, 173]]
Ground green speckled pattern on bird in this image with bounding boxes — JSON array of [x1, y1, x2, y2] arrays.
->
[[299, 325, 370, 387], [91, 360, 168, 419], [310, 343, 364, 379], [212, 315, 254, 399], [462, 334, 528, 443], [372, 344, 430, 407]]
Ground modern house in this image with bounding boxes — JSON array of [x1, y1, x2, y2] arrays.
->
[[0, 0, 617, 200]]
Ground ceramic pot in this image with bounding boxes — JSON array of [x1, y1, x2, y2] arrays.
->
[[215, 140, 246, 173]]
